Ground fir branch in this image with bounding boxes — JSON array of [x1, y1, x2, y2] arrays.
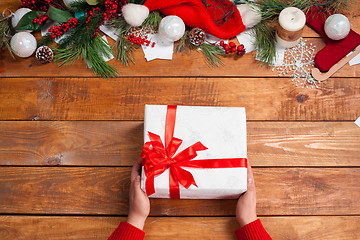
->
[[142, 11, 162, 29], [68, 0, 92, 11], [114, 36, 138, 66], [110, 17, 139, 66], [252, 21, 276, 65], [0, 15, 15, 59], [38, 33, 55, 47], [176, 30, 197, 53], [54, 34, 117, 78], [199, 43, 225, 67]]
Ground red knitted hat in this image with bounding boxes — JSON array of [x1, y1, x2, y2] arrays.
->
[[123, 0, 246, 39]]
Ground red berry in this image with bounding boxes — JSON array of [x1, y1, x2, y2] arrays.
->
[[223, 44, 229, 50], [237, 45, 244, 51], [229, 42, 235, 48], [231, 47, 236, 52], [225, 49, 230, 54], [220, 40, 224, 46]]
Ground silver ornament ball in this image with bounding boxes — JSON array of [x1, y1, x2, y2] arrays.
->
[[158, 15, 185, 42], [10, 32, 37, 58], [324, 14, 351, 40]]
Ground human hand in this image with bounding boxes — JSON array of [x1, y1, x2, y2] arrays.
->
[[127, 158, 150, 230], [236, 159, 257, 228]]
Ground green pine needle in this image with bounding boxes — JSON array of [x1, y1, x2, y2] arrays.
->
[[244, 0, 357, 65], [54, 36, 117, 78], [142, 11, 162, 29], [0, 15, 15, 59], [199, 43, 225, 67]]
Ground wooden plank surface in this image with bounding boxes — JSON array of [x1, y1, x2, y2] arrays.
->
[[0, 167, 359, 216], [1, 216, 359, 240], [0, 121, 359, 166], [0, 77, 359, 121], [1, 37, 360, 78]]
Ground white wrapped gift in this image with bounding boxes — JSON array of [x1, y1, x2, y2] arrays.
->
[[141, 105, 247, 199]]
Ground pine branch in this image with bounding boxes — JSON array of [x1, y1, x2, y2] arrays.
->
[[199, 43, 225, 67], [142, 11, 162, 29], [0, 15, 15, 59], [68, 0, 93, 11], [54, 34, 117, 78], [252, 21, 276, 65]]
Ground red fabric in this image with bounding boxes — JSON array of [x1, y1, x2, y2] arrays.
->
[[235, 219, 272, 240], [306, 6, 360, 72], [108, 222, 145, 240], [143, 0, 245, 39]]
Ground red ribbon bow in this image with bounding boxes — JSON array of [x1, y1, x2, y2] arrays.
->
[[141, 105, 247, 199]]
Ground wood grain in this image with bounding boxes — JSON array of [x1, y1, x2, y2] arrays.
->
[[0, 121, 359, 166], [1, 216, 359, 240], [1, 38, 359, 78], [0, 77, 359, 121], [0, 167, 358, 215]]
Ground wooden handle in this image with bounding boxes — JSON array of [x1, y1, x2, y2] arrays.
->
[[312, 45, 360, 81]]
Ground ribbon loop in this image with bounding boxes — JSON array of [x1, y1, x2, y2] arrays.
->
[[141, 105, 247, 199]]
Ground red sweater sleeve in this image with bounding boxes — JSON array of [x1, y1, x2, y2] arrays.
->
[[108, 222, 145, 240], [235, 219, 272, 240]]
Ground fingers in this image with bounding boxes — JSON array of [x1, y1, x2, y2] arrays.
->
[[131, 158, 143, 182], [247, 159, 256, 191]]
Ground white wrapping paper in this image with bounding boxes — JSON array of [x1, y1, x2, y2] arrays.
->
[[141, 105, 247, 199]]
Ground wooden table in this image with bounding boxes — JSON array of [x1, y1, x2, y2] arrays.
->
[[1, 1, 360, 239]]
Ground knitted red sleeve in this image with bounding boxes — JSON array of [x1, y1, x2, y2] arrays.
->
[[108, 222, 145, 240], [235, 219, 272, 240]]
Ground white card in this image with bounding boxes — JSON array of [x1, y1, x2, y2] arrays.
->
[[142, 34, 174, 61], [355, 116, 360, 127], [236, 29, 256, 53], [100, 23, 119, 41]]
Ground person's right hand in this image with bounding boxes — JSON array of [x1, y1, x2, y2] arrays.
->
[[127, 158, 150, 230], [236, 159, 257, 227]]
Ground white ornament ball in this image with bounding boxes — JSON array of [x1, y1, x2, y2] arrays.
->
[[158, 15, 185, 42], [12, 8, 32, 30], [324, 14, 351, 40], [10, 32, 37, 58], [63, 0, 78, 8]]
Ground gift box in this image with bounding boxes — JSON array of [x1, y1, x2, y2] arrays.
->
[[141, 105, 247, 199]]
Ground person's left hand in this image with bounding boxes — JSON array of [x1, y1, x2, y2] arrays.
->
[[127, 158, 150, 230]]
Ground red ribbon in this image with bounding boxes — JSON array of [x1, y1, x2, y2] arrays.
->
[[141, 105, 247, 199]]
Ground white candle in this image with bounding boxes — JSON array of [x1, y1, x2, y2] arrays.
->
[[275, 7, 306, 48]]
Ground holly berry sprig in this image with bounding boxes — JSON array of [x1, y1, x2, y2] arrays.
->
[[220, 41, 246, 56], [128, 34, 155, 47], [33, 13, 48, 24]]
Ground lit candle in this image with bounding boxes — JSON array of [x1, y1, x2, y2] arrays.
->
[[275, 7, 306, 48]]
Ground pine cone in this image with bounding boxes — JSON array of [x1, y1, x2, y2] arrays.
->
[[188, 27, 206, 46], [35, 46, 53, 64]]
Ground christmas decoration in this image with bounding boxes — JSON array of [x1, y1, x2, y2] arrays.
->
[[63, 0, 78, 9], [122, 0, 261, 39], [35, 45, 53, 64], [324, 14, 350, 40], [306, 6, 360, 72], [188, 27, 206, 46], [312, 45, 360, 81], [273, 38, 317, 88], [238, 0, 356, 65], [220, 40, 245, 55], [0, 10, 14, 58], [11, 8, 32, 29], [158, 15, 185, 43], [10, 32, 37, 58], [275, 7, 305, 48], [86, 0, 99, 6]]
